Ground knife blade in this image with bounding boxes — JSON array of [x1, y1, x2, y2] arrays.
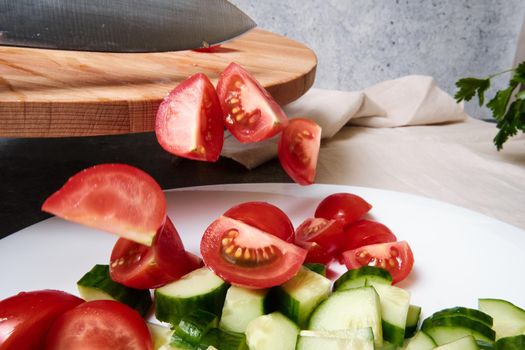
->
[[0, 0, 256, 52]]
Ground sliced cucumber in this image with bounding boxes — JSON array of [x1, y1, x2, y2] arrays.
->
[[405, 305, 422, 338], [155, 267, 229, 325], [245, 312, 299, 350], [432, 307, 493, 327], [434, 335, 480, 349], [368, 281, 411, 346], [77, 264, 152, 317], [495, 334, 525, 350], [377, 341, 397, 349], [333, 266, 392, 292], [404, 331, 437, 350], [198, 328, 248, 350], [147, 323, 174, 350], [477, 340, 496, 350], [421, 315, 495, 345], [219, 285, 268, 333], [303, 263, 327, 277], [296, 329, 374, 350], [175, 309, 218, 346], [269, 266, 331, 328], [308, 286, 383, 347], [478, 298, 525, 340]]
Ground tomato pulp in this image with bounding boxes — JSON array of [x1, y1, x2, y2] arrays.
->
[[294, 217, 344, 264]]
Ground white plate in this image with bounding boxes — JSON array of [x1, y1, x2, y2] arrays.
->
[[1, 183, 524, 319]]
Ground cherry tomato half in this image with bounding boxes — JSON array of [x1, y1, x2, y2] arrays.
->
[[217, 62, 289, 143], [342, 219, 397, 252], [224, 201, 295, 242], [278, 118, 321, 185], [342, 241, 414, 284], [42, 164, 167, 246], [294, 218, 344, 264], [200, 216, 307, 289], [314, 193, 372, 228], [45, 300, 153, 350], [155, 73, 224, 161], [0, 290, 83, 350]]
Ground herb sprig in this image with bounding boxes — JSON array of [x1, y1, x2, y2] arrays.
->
[[455, 61, 525, 150]]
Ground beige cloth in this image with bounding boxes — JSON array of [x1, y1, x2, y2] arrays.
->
[[221, 75, 525, 230]]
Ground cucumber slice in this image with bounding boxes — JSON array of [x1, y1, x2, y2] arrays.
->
[[434, 335, 480, 350], [421, 315, 495, 345], [169, 333, 196, 350], [219, 285, 268, 333], [269, 266, 331, 328], [495, 334, 525, 350], [368, 281, 411, 346], [198, 328, 248, 350], [404, 331, 437, 350], [477, 340, 496, 350], [155, 267, 229, 325], [296, 329, 374, 350], [245, 312, 299, 350], [308, 286, 383, 347], [303, 263, 327, 276], [478, 298, 525, 340], [77, 264, 152, 317], [432, 307, 493, 327], [175, 309, 219, 346], [377, 341, 397, 349], [333, 266, 392, 292], [405, 305, 422, 338], [147, 323, 174, 350]]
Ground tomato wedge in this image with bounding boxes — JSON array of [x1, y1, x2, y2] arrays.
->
[[294, 218, 344, 264], [278, 118, 321, 185], [200, 216, 307, 288], [314, 193, 372, 228], [223, 201, 295, 242], [342, 219, 397, 252], [45, 300, 153, 350], [342, 241, 414, 284], [155, 73, 224, 161], [217, 62, 289, 143], [42, 164, 166, 246], [0, 290, 83, 350]]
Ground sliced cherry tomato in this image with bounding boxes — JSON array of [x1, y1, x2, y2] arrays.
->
[[314, 193, 372, 227], [342, 219, 397, 252], [294, 218, 344, 263], [192, 44, 222, 53], [342, 241, 414, 284], [45, 300, 153, 350], [0, 290, 83, 350], [155, 73, 224, 161], [42, 164, 166, 246], [216, 62, 288, 143], [296, 241, 334, 265], [278, 118, 321, 185], [223, 201, 295, 242], [200, 216, 307, 288], [110, 217, 201, 289]]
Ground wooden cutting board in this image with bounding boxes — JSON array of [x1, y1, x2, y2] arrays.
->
[[0, 28, 317, 138]]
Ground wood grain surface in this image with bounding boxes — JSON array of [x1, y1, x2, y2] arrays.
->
[[0, 28, 317, 137]]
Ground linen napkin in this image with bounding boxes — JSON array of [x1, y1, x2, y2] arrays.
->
[[221, 75, 468, 169]]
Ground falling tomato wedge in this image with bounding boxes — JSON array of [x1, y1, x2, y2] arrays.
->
[[278, 118, 321, 185], [217, 62, 289, 143], [200, 216, 307, 289], [42, 164, 166, 246], [155, 73, 224, 161]]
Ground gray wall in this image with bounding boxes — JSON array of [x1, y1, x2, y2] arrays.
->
[[231, 0, 525, 119]]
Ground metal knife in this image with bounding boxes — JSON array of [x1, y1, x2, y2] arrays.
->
[[0, 0, 256, 52]]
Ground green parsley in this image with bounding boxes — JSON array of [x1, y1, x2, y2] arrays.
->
[[455, 61, 525, 150]]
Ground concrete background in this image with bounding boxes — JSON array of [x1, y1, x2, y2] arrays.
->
[[231, 0, 525, 119]]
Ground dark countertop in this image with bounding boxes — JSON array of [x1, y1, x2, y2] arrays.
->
[[0, 132, 290, 239]]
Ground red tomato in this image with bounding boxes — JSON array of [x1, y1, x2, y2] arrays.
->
[[296, 241, 334, 265], [0, 290, 83, 350], [342, 219, 397, 252], [42, 164, 166, 246], [200, 216, 307, 288], [278, 118, 321, 185], [192, 44, 222, 53], [155, 73, 224, 161], [342, 241, 414, 284], [216, 62, 288, 143], [45, 300, 152, 350], [294, 218, 344, 263], [223, 201, 295, 242], [314, 193, 372, 227], [110, 217, 201, 289]]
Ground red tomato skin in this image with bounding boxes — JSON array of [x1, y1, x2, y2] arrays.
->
[[45, 300, 152, 350], [342, 241, 414, 284], [200, 216, 307, 289], [342, 219, 397, 251], [297, 241, 335, 264], [155, 73, 224, 161], [223, 201, 295, 242], [0, 290, 83, 350], [295, 218, 345, 253], [278, 118, 321, 185], [217, 62, 288, 143], [42, 163, 167, 246], [314, 193, 372, 227]]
